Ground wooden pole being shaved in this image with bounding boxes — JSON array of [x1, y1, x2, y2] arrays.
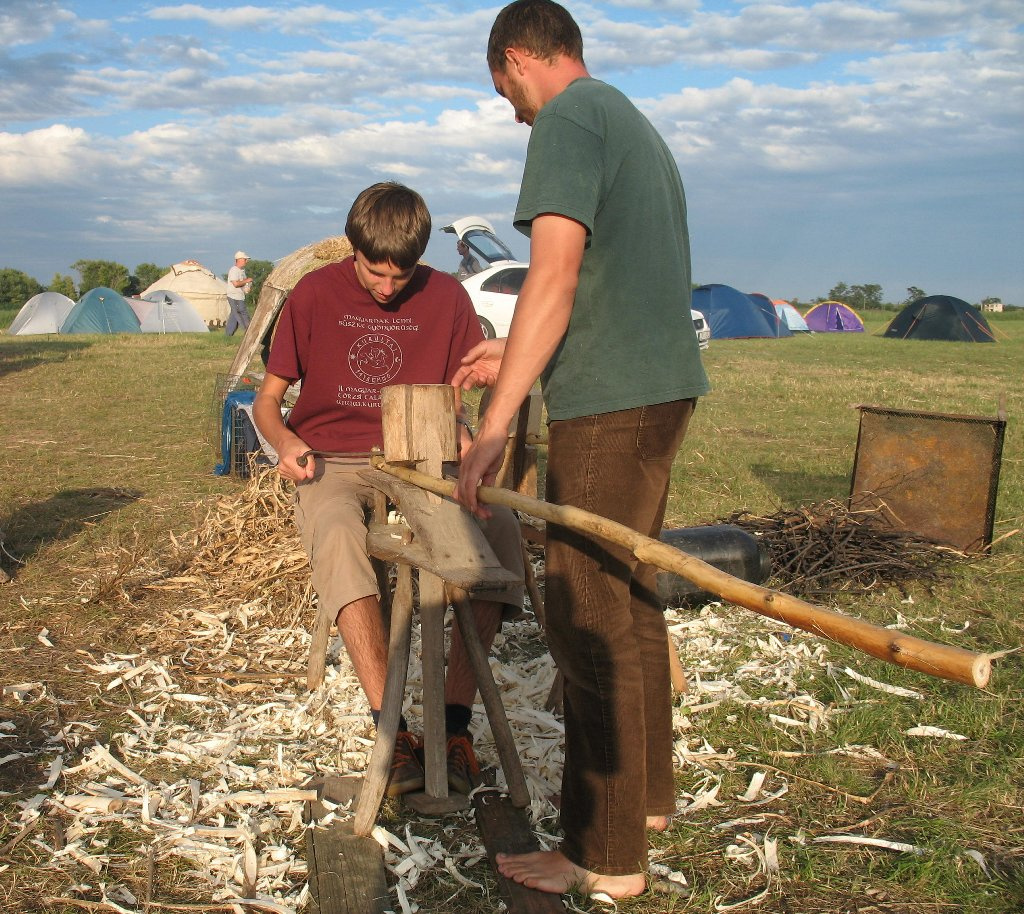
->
[[369, 456, 992, 689]]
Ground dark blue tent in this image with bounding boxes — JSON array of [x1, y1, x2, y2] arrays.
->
[[61, 287, 141, 334], [747, 293, 792, 337], [883, 295, 995, 342], [691, 284, 782, 339]]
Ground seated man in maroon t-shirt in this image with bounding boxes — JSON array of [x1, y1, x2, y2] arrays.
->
[[253, 182, 524, 797]]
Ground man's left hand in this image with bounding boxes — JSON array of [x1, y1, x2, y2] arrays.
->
[[454, 423, 507, 518]]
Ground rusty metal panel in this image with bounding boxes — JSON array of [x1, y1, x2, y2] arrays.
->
[[849, 405, 1006, 552]]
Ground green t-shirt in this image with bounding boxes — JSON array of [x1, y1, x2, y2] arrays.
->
[[514, 78, 710, 421]]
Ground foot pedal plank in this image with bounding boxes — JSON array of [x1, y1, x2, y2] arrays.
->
[[305, 777, 390, 914], [472, 791, 567, 913]]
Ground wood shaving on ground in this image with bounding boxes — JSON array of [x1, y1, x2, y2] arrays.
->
[[2, 470, 980, 911]]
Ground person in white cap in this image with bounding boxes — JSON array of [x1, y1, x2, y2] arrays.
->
[[226, 250, 253, 336]]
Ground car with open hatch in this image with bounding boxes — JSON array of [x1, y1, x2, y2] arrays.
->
[[443, 216, 710, 349]]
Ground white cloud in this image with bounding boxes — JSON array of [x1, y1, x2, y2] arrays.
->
[[147, 4, 352, 30], [0, 0, 1019, 302], [0, 1, 73, 47], [0, 125, 99, 184]]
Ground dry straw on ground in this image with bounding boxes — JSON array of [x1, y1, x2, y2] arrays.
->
[[168, 467, 312, 624]]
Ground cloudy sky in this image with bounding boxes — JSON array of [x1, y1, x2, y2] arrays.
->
[[1, 0, 1021, 305]]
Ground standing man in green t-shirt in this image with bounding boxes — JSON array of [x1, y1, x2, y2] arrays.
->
[[454, 0, 710, 900]]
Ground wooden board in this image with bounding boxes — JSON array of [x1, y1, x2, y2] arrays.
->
[[226, 284, 287, 379], [360, 468, 522, 589], [472, 791, 567, 913], [304, 777, 390, 914]]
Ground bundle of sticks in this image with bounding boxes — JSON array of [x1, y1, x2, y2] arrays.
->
[[720, 498, 968, 599]]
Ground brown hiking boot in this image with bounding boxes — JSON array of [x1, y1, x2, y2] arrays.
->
[[386, 731, 425, 797], [446, 732, 481, 795]]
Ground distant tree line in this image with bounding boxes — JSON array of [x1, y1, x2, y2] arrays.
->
[[0, 258, 275, 310], [3, 263, 1011, 313], [786, 284, 1013, 312]]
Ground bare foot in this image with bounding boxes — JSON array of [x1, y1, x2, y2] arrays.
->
[[495, 850, 646, 898], [646, 815, 672, 832]]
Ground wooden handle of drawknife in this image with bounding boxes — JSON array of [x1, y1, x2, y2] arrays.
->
[[369, 457, 992, 689], [296, 449, 374, 467]]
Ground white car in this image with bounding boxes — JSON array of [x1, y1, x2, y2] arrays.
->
[[443, 216, 710, 349]]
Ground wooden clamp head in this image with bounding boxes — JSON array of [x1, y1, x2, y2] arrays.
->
[[381, 385, 457, 505]]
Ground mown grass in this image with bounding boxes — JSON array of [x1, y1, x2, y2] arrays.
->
[[1, 314, 1022, 912]]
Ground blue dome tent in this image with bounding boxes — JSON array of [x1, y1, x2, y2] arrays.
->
[[691, 284, 782, 339], [60, 287, 141, 334], [747, 293, 792, 337], [773, 300, 810, 332]]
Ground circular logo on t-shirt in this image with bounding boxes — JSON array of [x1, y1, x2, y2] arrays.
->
[[349, 333, 403, 384]]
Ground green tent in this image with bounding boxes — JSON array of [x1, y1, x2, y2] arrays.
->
[[61, 287, 141, 334], [883, 295, 995, 343]]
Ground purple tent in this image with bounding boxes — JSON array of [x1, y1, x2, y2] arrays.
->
[[804, 300, 865, 332]]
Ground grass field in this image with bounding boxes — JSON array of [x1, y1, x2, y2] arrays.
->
[[1, 311, 1021, 913]]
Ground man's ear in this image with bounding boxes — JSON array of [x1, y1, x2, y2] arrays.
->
[[505, 47, 529, 75]]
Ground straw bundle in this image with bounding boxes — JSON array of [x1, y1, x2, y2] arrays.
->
[[265, 235, 353, 294], [159, 467, 313, 628]]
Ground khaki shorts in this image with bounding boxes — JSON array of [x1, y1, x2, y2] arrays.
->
[[293, 459, 525, 618]]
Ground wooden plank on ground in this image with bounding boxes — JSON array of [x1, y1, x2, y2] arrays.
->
[[304, 776, 390, 914], [472, 791, 567, 913]]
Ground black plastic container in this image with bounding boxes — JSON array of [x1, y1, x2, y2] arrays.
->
[[656, 524, 771, 606]]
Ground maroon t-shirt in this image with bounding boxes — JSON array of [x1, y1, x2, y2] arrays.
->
[[267, 257, 483, 452]]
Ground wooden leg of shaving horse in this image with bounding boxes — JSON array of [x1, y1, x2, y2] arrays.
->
[[306, 603, 334, 691], [401, 570, 472, 816], [545, 670, 564, 714], [520, 537, 565, 714], [371, 491, 393, 628], [449, 587, 532, 809], [418, 570, 449, 800], [522, 541, 545, 627], [668, 637, 688, 694], [353, 564, 415, 837]]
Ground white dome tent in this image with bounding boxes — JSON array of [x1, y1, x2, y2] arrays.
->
[[7, 291, 76, 335], [130, 290, 210, 333]]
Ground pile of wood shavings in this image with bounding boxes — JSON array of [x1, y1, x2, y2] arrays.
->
[[9, 587, 964, 910], [719, 498, 969, 599], [9, 595, 566, 911], [15, 471, 971, 910]]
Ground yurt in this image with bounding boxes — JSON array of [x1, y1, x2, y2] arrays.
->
[[142, 261, 232, 327]]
